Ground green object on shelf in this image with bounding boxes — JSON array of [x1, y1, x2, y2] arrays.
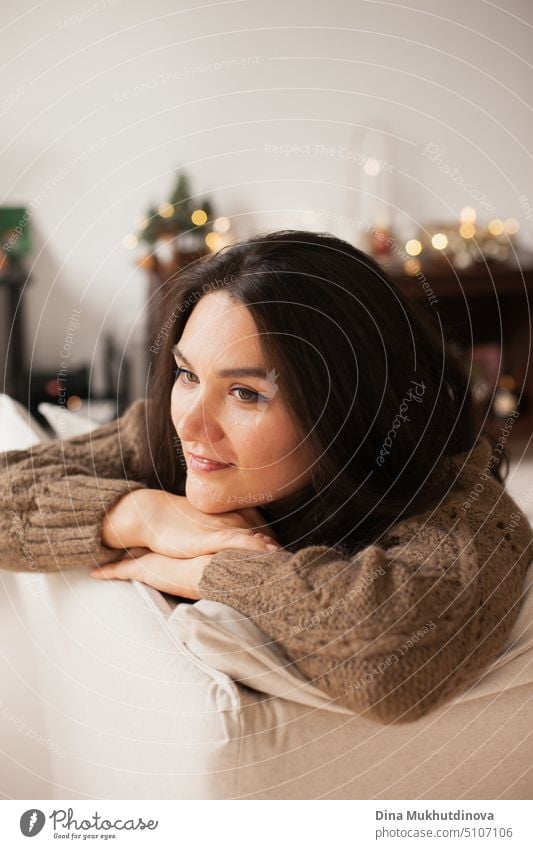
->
[[138, 170, 214, 246], [0, 206, 31, 256]]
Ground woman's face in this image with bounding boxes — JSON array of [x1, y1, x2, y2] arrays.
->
[[170, 291, 316, 513]]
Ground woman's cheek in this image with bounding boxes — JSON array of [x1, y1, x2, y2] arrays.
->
[[223, 406, 264, 429]]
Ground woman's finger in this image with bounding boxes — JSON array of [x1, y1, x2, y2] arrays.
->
[[206, 528, 282, 555], [158, 528, 282, 559], [90, 560, 141, 581], [90, 552, 208, 599]]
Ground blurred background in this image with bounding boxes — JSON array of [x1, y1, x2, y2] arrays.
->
[[1, 0, 533, 441]]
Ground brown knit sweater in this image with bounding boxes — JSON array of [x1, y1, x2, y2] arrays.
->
[[1, 398, 532, 724]]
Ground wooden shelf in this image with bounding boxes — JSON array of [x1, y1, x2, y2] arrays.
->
[[387, 258, 533, 446], [385, 255, 533, 299]]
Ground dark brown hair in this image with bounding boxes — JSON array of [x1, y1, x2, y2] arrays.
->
[[138, 229, 501, 554]]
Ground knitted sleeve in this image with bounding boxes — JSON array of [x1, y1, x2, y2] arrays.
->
[[0, 399, 148, 572], [199, 505, 532, 724]]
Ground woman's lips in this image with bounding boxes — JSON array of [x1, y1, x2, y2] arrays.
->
[[187, 452, 234, 472]]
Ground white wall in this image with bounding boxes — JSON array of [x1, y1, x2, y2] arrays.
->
[[2, 0, 532, 392]]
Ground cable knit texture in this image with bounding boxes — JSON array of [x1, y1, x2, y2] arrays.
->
[[0, 400, 147, 571], [1, 398, 532, 724]]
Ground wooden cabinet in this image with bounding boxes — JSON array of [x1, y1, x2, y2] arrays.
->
[[388, 259, 533, 444], [0, 268, 30, 404]]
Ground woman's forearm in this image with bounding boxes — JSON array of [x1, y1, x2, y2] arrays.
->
[[101, 489, 151, 550]]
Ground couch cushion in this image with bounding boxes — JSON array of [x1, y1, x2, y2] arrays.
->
[[167, 599, 353, 713], [37, 401, 98, 438], [0, 393, 51, 450]]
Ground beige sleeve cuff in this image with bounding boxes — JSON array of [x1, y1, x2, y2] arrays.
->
[[4, 474, 146, 572]]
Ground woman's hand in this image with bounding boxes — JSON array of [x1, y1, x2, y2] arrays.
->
[[90, 550, 211, 600], [102, 489, 281, 559]]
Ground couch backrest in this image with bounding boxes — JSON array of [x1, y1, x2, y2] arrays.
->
[[11, 568, 533, 800], [14, 571, 246, 799]]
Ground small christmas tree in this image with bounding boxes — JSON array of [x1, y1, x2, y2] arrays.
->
[[138, 170, 215, 249]]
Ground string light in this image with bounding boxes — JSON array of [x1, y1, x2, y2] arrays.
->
[[67, 395, 82, 412], [213, 216, 230, 233], [390, 208, 518, 273], [431, 233, 448, 250], [122, 234, 138, 250], [460, 207, 477, 223], [159, 202, 174, 219], [205, 232, 222, 251], [488, 219, 504, 236], [404, 258, 421, 276], [405, 239, 422, 257], [191, 209, 208, 226], [504, 218, 520, 234], [459, 222, 476, 239]]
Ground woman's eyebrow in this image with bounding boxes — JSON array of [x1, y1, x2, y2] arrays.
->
[[171, 344, 268, 379]]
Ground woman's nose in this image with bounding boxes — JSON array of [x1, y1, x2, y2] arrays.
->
[[175, 396, 225, 444]]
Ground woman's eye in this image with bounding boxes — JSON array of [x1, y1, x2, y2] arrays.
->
[[173, 367, 198, 384], [231, 387, 259, 403]]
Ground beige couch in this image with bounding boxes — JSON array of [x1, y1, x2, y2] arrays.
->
[[1, 394, 532, 799], [2, 565, 531, 800]]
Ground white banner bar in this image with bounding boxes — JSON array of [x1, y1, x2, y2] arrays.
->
[[0, 799, 530, 848]]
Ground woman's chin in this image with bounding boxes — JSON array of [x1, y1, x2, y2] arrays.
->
[[185, 474, 278, 514], [185, 481, 227, 514]]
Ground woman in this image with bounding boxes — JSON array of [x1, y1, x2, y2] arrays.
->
[[1, 229, 531, 724]]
